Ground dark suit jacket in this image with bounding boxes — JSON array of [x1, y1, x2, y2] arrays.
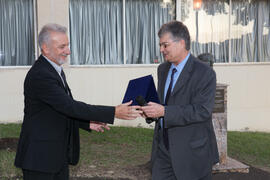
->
[[151, 55, 219, 180], [15, 55, 115, 173]]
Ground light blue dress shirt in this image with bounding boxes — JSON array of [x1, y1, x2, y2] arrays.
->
[[160, 53, 190, 128], [163, 53, 190, 102]]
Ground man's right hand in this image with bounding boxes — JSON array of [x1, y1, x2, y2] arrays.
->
[[115, 100, 142, 120], [90, 121, 110, 132]]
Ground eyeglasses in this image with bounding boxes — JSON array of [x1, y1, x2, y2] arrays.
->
[[159, 40, 179, 49]]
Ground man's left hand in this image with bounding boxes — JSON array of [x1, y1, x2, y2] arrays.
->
[[141, 102, 165, 118]]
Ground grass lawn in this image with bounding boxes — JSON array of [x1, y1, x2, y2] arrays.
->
[[70, 126, 154, 177], [0, 123, 270, 178], [228, 131, 270, 171]]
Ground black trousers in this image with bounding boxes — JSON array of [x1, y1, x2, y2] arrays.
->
[[22, 163, 69, 180]]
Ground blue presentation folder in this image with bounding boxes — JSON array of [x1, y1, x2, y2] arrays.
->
[[122, 75, 160, 105]]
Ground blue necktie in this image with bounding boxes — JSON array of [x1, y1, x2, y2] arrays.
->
[[163, 68, 177, 150], [165, 68, 177, 105]]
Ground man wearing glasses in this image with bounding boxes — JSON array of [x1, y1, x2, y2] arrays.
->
[[141, 20, 219, 180]]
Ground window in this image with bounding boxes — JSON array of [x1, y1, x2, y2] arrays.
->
[[231, 1, 270, 62], [180, 0, 270, 63], [69, 0, 175, 65], [0, 0, 35, 66]]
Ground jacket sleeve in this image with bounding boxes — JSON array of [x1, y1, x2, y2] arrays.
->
[[164, 68, 216, 128], [78, 120, 91, 132], [28, 71, 115, 124]]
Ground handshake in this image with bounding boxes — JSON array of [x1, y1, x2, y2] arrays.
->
[[90, 96, 164, 132]]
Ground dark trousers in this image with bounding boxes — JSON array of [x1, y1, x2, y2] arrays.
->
[[152, 129, 177, 180], [200, 172, 212, 180], [152, 129, 212, 180], [22, 163, 69, 180]]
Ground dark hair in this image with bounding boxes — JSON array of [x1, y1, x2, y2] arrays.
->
[[158, 20, 190, 50]]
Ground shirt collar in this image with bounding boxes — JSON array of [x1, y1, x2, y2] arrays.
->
[[42, 55, 62, 74], [170, 52, 190, 72]]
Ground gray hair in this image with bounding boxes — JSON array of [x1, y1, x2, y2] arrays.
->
[[158, 20, 191, 51], [38, 23, 67, 48]]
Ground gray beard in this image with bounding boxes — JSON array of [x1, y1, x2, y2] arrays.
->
[[57, 59, 66, 65]]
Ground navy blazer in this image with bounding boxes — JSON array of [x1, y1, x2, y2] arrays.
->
[[151, 55, 219, 180], [15, 55, 115, 173]]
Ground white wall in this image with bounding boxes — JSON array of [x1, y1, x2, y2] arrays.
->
[[214, 63, 270, 132], [36, 0, 69, 32], [0, 67, 29, 123], [2, 63, 269, 132]]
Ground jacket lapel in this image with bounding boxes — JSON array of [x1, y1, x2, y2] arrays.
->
[[171, 55, 194, 96], [159, 62, 171, 104], [39, 55, 69, 93]]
